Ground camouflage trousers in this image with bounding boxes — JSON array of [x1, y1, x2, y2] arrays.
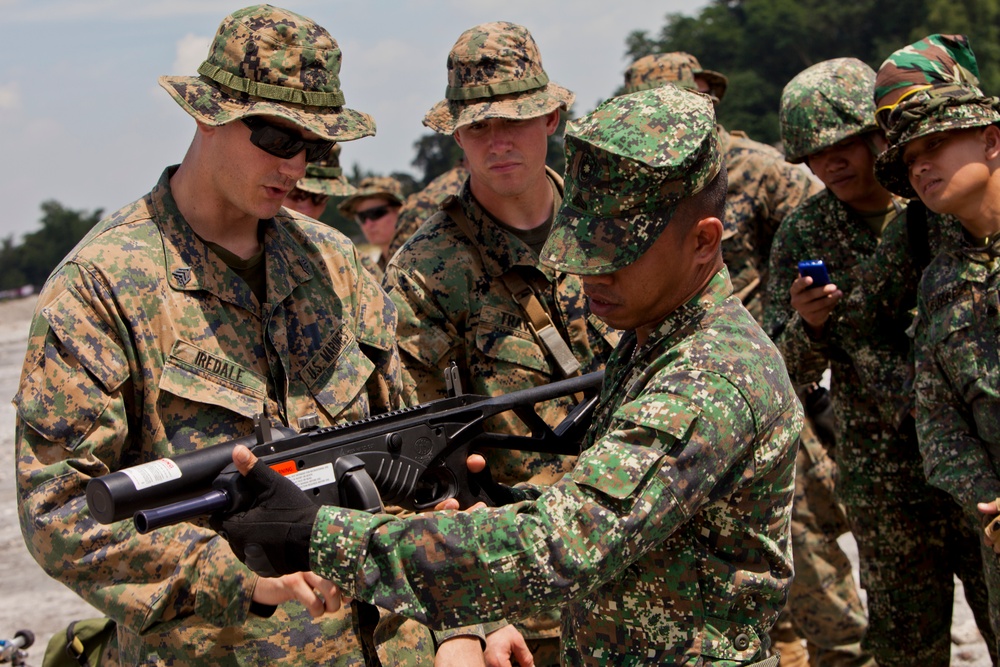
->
[[847, 495, 996, 666], [771, 418, 875, 667]]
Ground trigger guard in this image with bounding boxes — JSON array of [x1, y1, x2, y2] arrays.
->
[[411, 466, 459, 511]]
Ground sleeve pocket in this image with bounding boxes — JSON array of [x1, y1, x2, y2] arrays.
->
[[571, 440, 667, 501], [475, 306, 550, 373]]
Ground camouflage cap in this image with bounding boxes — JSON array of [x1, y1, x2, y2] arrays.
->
[[779, 58, 878, 164], [622, 52, 728, 103], [337, 176, 405, 216], [873, 34, 1000, 198], [422, 22, 575, 134], [297, 145, 357, 197], [540, 85, 723, 275], [159, 4, 375, 142]]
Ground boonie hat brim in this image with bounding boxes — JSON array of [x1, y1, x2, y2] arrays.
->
[[423, 84, 575, 134], [160, 75, 376, 142]]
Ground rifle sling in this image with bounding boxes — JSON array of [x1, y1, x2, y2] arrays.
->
[[443, 198, 585, 396]]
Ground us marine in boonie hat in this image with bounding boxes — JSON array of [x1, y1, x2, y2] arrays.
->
[[337, 176, 405, 217], [541, 85, 723, 275], [622, 52, 729, 103], [298, 145, 357, 197], [159, 4, 375, 142], [873, 34, 1000, 198], [422, 21, 575, 134]]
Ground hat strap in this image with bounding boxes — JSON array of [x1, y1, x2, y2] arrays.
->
[[446, 73, 549, 101], [198, 62, 346, 107]]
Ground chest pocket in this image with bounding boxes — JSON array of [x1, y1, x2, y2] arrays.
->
[[299, 325, 375, 421], [158, 340, 266, 449], [475, 305, 550, 374], [587, 313, 622, 350]]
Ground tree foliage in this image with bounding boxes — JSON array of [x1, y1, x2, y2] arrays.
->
[[625, 0, 1000, 145], [0, 200, 102, 291]]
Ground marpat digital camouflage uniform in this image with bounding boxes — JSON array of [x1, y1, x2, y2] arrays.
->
[[624, 53, 841, 665], [307, 85, 803, 665], [870, 33, 1000, 656], [385, 25, 616, 657], [14, 6, 435, 665], [768, 56, 995, 667], [297, 144, 358, 198], [387, 163, 469, 260]]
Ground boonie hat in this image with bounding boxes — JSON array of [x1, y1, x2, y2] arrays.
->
[[297, 145, 357, 197], [623, 52, 728, 103], [159, 4, 375, 142], [873, 34, 1000, 198], [541, 85, 723, 275], [337, 176, 405, 217], [423, 22, 575, 134]]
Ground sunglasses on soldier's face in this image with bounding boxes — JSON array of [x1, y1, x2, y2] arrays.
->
[[355, 204, 397, 224], [240, 116, 334, 162]]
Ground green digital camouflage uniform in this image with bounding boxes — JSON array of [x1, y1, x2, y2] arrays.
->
[[625, 53, 838, 665], [767, 55, 994, 666], [387, 164, 469, 260], [386, 25, 616, 655], [302, 86, 803, 665], [868, 34, 1000, 655], [14, 6, 436, 665]]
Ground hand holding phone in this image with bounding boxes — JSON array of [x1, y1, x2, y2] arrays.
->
[[798, 260, 830, 288]]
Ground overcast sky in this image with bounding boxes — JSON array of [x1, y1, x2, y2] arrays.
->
[[0, 0, 709, 240]]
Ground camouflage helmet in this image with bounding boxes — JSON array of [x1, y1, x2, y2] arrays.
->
[[779, 58, 878, 164], [337, 176, 405, 217], [297, 145, 357, 197], [622, 52, 728, 103], [423, 22, 575, 134], [159, 4, 375, 142], [873, 34, 1000, 198], [541, 86, 723, 275]]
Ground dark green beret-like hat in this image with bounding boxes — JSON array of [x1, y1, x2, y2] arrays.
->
[[159, 4, 375, 142], [873, 34, 1000, 198], [541, 85, 723, 275]]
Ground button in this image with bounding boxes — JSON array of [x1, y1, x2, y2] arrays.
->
[[733, 633, 750, 651]]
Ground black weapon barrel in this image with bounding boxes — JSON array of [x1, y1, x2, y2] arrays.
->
[[86, 435, 253, 525], [134, 490, 231, 534]]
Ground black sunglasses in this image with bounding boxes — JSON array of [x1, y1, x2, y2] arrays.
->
[[287, 189, 330, 206], [355, 204, 397, 223], [240, 116, 334, 162]]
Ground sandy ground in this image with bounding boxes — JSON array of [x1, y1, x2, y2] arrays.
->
[[0, 294, 993, 666]]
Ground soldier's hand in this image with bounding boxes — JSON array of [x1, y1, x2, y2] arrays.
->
[[978, 499, 1000, 554], [434, 453, 489, 511], [252, 572, 345, 618], [217, 445, 318, 577], [789, 275, 842, 335], [485, 624, 534, 667]]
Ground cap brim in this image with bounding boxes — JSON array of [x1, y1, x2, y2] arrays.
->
[[159, 75, 376, 142], [696, 70, 728, 102], [422, 84, 575, 134], [297, 177, 358, 197], [540, 203, 676, 275]]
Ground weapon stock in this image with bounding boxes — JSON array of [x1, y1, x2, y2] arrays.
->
[[86, 371, 603, 533]]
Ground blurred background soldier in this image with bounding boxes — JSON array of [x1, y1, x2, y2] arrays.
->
[[768, 56, 994, 667], [387, 154, 469, 260], [283, 144, 358, 220], [338, 176, 405, 281], [384, 21, 620, 664]]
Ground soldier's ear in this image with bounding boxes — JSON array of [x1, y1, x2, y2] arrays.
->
[[691, 216, 723, 262], [983, 124, 1000, 162]]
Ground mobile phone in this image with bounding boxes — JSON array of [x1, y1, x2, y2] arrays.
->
[[798, 260, 830, 288]]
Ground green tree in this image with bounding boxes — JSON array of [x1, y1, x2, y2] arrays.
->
[[0, 200, 103, 290]]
